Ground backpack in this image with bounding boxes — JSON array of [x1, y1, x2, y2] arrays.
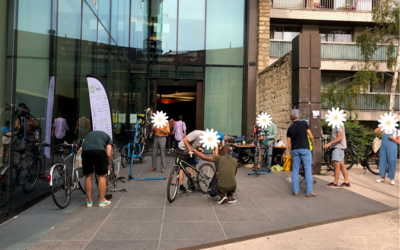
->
[[207, 156, 221, 198], [169, 120, 174, 131], [283, 155, 292, 172]]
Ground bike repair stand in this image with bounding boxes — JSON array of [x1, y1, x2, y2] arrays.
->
[[248, 133, 272, 176], [128, 118, 165, 181]]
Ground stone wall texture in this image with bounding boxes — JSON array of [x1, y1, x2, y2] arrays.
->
[[256, 53, 292, 155], [258, 0, 270, 73]]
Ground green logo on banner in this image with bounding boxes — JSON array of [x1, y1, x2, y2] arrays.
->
[[89, 85, 96, 93]]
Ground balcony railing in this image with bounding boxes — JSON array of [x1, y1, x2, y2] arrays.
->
[[270, 40, 398, 61], [322, 94, 400, 111], [272, 0, 377, 12]]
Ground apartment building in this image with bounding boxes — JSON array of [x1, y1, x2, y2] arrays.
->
[[267, 0, 398, 128]]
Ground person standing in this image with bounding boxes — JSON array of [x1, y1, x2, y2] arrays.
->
[[264, 121, 278, 166], [287, 113, 316, 197], [173, 115, 186, 147], [167, 116, 176, 153], [323, 123, 351, 188], [15, 109, 39, 142], [374, 127, 400, 185], [75, 115, 91, 138], [82, 131, 112, 208], [213, 132, 227, 156], [148, 120, 170, 173], [52, 112, 69, 145]]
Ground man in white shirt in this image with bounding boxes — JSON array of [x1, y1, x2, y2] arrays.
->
[[52, 112, 69, 145]]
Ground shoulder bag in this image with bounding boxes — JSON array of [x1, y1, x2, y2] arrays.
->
[[372, 133, 383, 153], [207, 156, 220, 198]]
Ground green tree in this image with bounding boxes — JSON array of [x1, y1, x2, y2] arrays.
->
[[322, 0, 400, 115]]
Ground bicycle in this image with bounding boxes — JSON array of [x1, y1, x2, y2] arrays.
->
[[325, 138, 379, 175], [49, 140, 86, 209], [323, 137, 355, 171], [167, 152, 215, 203], [0, 140, 49, 208]]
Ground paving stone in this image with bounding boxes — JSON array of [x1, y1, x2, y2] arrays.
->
[[85, 240, 159, 250], [220, 221, 288, 239], [161, 222, 225, 241], [41, 220, 103, 241], [107, 207, 164, 222], [30, 240, 88, 250], [93, 221, 161, 240], [163, 207, 217, 222], [117, 196, 165, 208], [214, 207, 274, 222]]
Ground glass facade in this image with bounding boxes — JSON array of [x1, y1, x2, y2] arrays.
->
[[0, 0, 246, 217]]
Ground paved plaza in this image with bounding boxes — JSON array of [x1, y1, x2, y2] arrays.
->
[[0, 155, 398, 250]]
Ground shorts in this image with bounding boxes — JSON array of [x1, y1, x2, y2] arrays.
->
[[82, 150, 109, 175], [332, 148, 345, 162], [267, 145, 273, 156]]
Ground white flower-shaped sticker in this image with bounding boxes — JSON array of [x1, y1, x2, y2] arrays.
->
[[199, 129, 221, 150], [378, 112, 399, 133], [256, 112, 272, 128], [325, 107, 346, 129], [151, 111, 168, 128]]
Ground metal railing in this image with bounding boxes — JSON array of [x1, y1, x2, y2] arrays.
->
[[322, 94, 400, 111], [272, 0, 376, 12], [270, 40, 398, 61]]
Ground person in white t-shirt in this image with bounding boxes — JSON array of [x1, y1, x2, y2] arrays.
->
[[374, 127, 400, 185], [52, 112, 69, 145]]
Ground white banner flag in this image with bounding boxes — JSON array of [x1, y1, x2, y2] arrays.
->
[[86, 76, 113, 140], [45, 77, 55, 158]]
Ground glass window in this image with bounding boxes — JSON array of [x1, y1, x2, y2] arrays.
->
[[274, 26, 283, 40], [98, 0, 111, 32], [117, 0, 130, 47], [97, 23, 110, 75], [129, 64, 148, 115], [283, 27, 300, 40], [177, 0, 205, 65], [81, 3, 97, 75], [58, 0, 82, 40], [149, 65, 176, 77], [205, 67, 242, 136], [150, 0, 177, 63], [320, 27, 352, 43], [206, 0, 244, 65], [131, 0, 149, 62], [177, 66, 203, 78], [87, 0, 99, 13]]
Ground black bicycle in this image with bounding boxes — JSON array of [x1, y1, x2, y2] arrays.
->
[[167, 152, 215, 203], [325, 138, 379, 175]]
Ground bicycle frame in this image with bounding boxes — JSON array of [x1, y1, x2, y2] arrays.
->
[[175, 155, 199, 182], [48, 149, 75, 187], [347, 142, 368, 164]]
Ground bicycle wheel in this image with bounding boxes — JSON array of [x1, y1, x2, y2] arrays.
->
[[76, 168, 86, 194], [344, 148, 355, 170], [121, 146, 130, 168], [50, 164, 71, 209], [23, 157, 41, 193], [0, 166, 12, 208], [167, 166, 179, 203], [135, 133, 145, 157], [367, 154, 380, 175], [196, 163, 216, 194]]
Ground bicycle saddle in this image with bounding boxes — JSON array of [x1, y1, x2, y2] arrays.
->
[[55, 147, 64, 155]]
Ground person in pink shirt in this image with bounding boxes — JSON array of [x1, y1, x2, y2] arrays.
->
[[173, 115, 187, 147]]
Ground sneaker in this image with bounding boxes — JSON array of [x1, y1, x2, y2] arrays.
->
[[227, 197, 237, 204], [293, 192, 299, 196], [325, 182, 338, 188], [305, 192, 317, 197], [376, 178, 385, 183], [161, 169, 165, 173], [340, 183, 351, 188], [171, 148, 175, 152], [390, 179, 395, 185], [179, 186, 188, 196], [218, 196, 228, 204], [86, 199, 93, 208], [188, 186, 196, 193], [99, 199, 111, 207], [147, 168, 157, 172]]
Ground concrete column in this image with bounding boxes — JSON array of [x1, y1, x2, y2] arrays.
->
[[0, 0, 8, 160], [301, 25, 319, 34]]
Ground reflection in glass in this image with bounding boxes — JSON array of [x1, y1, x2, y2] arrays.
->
[[98, 0, 111, 32], [97, 23, 110, 75], [129, 64, 148, 115], [320, 28, 352, 43], [205, 67, 242, 136], [177, 0, 205, 65], [150, 0, 177, 63], [131, 0, 149, 62], [81, 3, 97, 75], [177, 66, 203, 78], [206, 0, 244, 65], [149, 65, 176, 77], [58, 0, 82, 40], [114, 0, 130, 47]]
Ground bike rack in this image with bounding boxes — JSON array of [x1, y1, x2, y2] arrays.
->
[[128, 118, 165, 182], [248, 137, 272, 176]]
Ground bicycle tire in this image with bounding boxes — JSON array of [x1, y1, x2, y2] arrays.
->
[[23, 157, 41, 193], [366, 154, 380, 175], [196, 163, 215, 194], [167, 166, 179, 203], [50, 164, 71, 209], [0, 166, 12, 208], [344, 148, 355, 170], [76, 168, 86, 194], [121, 146, 130, 168]]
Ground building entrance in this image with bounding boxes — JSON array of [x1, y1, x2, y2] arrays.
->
[[149, 79, 204, 134]]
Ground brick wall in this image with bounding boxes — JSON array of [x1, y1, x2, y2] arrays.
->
[[258, 0, 270, 73], [256, 53, 292, 155]]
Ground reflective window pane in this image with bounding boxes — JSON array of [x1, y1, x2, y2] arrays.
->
[[205, 67, 242, 136], [81, 3, 97, 75], [58, 0, 82, 40], [117, 0, 130, 47], [131, 0, 149, 62], [206, 0, 244, 65], [149, 65, 175, 77], [177, 66, 203, 78], [177, 0, 205, 65], [98, 0, 111, 32], [150, 0, 177, 63]]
